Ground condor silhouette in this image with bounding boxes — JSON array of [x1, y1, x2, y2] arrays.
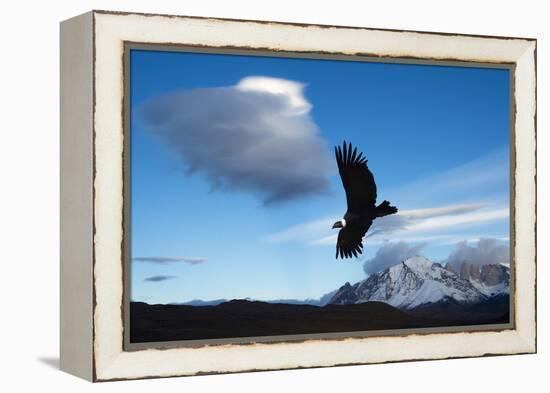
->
[[332, 141, 398, 259]]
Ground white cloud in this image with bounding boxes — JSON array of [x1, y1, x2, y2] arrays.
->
[[364, 203, 496, 238], [444, 238, 510, 268], [362, 237, 509, 275], [363, 242, 426, 275], [405, 207, 508, 232], [312, 233, 470, 246], [236, 76, 311, 114], [138, 75, 333, 205], [267, 202, 508, 247], [401, 203, 487, 219]]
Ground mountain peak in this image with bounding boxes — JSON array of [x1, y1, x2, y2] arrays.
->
[[330, 257, 508, 310], [402, 255, 432, 273]]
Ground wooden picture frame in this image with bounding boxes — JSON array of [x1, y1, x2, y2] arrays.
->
[[60, 10, 536, 381]]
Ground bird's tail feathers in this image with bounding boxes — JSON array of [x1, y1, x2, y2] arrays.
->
[[376, 200, 398, 218]]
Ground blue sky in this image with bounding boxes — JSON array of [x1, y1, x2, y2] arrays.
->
[[129, 49, 510, 304]]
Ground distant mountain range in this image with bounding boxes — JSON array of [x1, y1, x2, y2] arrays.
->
[[171, 290, 337, 307], [329, 256, 509, 310], [165, 256, 509, 313], [132, 255, 510, 342], [131, 293, 509, 343]]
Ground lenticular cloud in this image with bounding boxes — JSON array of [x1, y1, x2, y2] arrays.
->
[[138, 76, 334, 205]]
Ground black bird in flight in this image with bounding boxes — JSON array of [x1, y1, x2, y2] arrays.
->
[[332, 141, 398, 259]]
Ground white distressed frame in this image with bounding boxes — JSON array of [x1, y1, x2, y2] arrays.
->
[[61, 10, 536, 382]]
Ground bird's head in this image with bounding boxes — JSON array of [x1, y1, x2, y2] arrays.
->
[[332, 219, 346, 229]]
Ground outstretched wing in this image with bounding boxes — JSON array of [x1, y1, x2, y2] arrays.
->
[[335, 141, 377, 215], [336, 222, 372, 259]]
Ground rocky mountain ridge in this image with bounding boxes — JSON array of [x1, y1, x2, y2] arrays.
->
[[329, 256, 509, 310]]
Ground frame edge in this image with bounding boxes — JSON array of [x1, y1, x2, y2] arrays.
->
[[60, 11, 95, 382], [90, 11, 538, 380]]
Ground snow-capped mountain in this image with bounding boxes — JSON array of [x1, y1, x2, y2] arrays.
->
[[329, 256, 509, 310]]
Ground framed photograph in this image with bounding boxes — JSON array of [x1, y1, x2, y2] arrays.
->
[[60, 10, 537, 381]]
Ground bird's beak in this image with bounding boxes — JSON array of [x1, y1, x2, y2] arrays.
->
[[332, 221, 343, 229]]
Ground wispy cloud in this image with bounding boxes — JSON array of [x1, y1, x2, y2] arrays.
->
[[363, 203, 508, 240], [267, 202, 508, 247], [133, 256, 207, 264], [138, 76, 334, 205], [314, 233, 463, 246], [364, 203, 491, 238], [314, 233, 509, 249], [384, 147, 509, 207], [399, 203, 488, 219], [144, 275, 178, 282], [264, 145, 509, 248], [264, 217, 335, 244], [403, 207, 508, 232]]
